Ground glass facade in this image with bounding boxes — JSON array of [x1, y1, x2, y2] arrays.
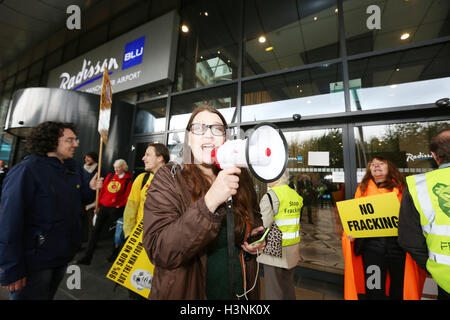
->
[[242, 63, 344, 121], [284, 129, 345, 273], [170, 84, 237, 130], [355, 120, 450, 176], [134, 99, 167, 134], [244, 0, 340, 76], [344, 0, 450, 56], [348, 42, 450, 110], [0, 0, 449, 285], [174, 0, 240, 91]]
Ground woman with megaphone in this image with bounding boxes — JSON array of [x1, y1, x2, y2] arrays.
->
[[142, 106, 265, 300]]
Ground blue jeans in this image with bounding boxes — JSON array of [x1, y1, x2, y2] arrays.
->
[[9, 265, 67, 300]]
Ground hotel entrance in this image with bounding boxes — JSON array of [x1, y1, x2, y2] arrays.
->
[[249, 126, 347, 276], [283, 128, 346, 274]]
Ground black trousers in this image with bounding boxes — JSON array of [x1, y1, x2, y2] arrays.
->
[[361, 249, 406, 300], [9, 265, 67, 300], [83, 206, 124, 261], [438, 286, 450, 300]]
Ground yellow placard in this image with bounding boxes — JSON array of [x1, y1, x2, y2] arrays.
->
[[336, 192, 400, 238], [106, 219, 154, 298]]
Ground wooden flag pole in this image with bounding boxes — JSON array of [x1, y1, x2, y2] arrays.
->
[[94, 136, 104, 211], [95, 67, 112, 211]]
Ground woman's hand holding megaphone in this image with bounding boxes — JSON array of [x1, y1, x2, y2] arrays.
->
[[204, 166, 241, 213]]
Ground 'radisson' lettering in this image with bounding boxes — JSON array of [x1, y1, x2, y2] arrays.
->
[[59, 58, 119, 90]]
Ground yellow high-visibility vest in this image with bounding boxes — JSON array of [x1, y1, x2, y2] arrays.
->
[[407, 166, 450, 293], [270, 184, 303, 246]]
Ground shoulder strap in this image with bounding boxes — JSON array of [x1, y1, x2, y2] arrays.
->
[[124, 175, 133, 192], [266, 192, 273, 209], [141, 172, 151, 190], [104, 173, 113, 185]]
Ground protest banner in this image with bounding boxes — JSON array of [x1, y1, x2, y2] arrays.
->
[[336, 192, 400, 238], [106, 219, 154, 298]]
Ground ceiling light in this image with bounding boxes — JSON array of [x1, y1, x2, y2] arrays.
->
[[314, 16, 318, 21], [258, 36, 266, 43], [400, 33, 410, 40], [265, 46, 274, 51], [181, 24, 189, 33], [396, 68, 400, 72], [204, 11, 208, 16], [335, 8, 338, 13]]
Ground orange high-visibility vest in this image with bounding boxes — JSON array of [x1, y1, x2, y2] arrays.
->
[[342, 179, 426, 300]]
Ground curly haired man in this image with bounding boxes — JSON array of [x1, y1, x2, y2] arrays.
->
[[0, 121, 91, 300]]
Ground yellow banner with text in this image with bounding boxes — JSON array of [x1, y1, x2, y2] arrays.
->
[[337, 192, 400, 238], [106, 219, 154, 298]]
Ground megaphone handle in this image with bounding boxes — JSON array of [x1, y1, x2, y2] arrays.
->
[[226, 196, 236, 299]]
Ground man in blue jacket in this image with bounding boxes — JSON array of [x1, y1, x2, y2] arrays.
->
[[0, 121, 90, 300]]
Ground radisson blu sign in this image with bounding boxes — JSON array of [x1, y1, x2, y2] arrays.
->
[[47, 11, 179, 94]]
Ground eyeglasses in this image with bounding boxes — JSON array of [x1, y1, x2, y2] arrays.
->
[[370, 162, 386, 167], [189, 123, 226, 136], [62, 138, 80, 144]]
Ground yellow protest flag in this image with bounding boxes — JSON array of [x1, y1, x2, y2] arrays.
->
[[106, 219, 154, 298], [336, 192, 400, 238]]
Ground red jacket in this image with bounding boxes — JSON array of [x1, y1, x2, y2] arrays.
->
[[99, 172, 133, 208]]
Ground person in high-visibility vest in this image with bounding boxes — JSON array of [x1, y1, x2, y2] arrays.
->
[[398, 129, 450, 300], [257, 169, 302, 300]]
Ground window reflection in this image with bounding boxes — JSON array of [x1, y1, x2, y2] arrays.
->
[[348, 43, 450, 110], [170, 84, 237, 130], [354, 121, 450, 181], [344, 0, 450, 56], [242, 63, 344, 121], [244, 0, 339, 76], [137, 85, 168, 101], [175, 0, 239, 91], [279, 129, 345, 273], [0, 133, 13, 164], [135, 99, 167, 134]]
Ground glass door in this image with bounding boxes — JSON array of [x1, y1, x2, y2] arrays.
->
[[283, 128, 345, 274], [354, 120, 450, 180]]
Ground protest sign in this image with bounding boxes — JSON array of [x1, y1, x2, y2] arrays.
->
[[337, 192, 400, 238]]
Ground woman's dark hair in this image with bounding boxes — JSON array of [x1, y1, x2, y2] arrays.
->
[[359, 156, 405, 194], [181, 106, 258, 242], [26, 121, 77, 157], [148, 143, 170, 164], [84, 151, 98, 163]]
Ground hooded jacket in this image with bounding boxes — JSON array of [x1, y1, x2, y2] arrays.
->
[[0, 155, 90, 286], [142, 162, 262, 300]]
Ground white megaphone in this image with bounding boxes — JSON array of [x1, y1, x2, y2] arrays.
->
[[211, 123, 288, 183]]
